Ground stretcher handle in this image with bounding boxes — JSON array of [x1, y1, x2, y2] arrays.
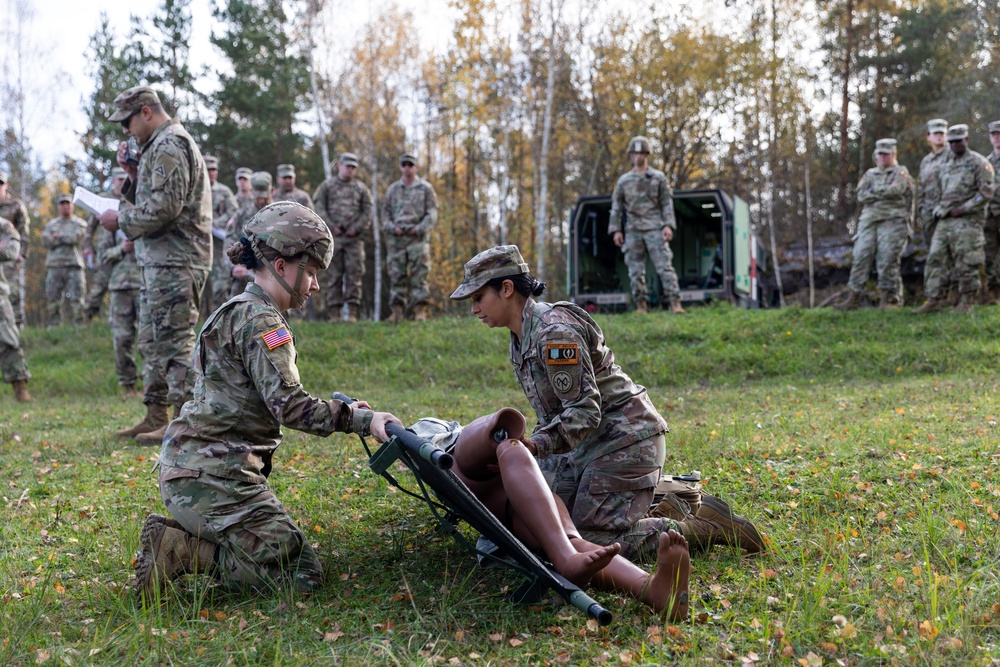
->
[[385, 422, 454, 470]]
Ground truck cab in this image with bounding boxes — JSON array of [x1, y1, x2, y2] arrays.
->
[[567, 188, 765, 311]]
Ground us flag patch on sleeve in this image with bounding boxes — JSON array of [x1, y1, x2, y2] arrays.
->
[[262, 326, 292, 350]]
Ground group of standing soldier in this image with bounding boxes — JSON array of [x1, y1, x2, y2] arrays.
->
[[837, 120, 998, 313]]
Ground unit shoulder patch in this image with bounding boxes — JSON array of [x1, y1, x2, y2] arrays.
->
[[545, 342, 579, 365]]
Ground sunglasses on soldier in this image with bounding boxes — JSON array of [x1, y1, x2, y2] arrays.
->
[[120, 110, 140, 130]]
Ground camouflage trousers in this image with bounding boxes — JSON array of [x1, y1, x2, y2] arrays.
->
[[538, 433, 677, 564], [924, 217, 984, 299], [110, 288, 140, 387], [44, 267, 86, 326], [386, 235, 430, 308], [202, 238, 231, 318], [159, 465, 323, 592], [84, 262, 112, 319], [324, 239, 365, 314], [6, 266, 23, 328], [984, 214, 1000, 289], [621, 230, 680, 303], [0, 295, 29, 383], [138, 265, 207, 407], [847, 218, 909, 300]]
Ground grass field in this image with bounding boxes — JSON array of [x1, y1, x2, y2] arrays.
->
[[3, 303, 1000, 666]]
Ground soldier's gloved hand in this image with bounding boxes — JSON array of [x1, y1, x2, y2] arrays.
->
[[370, 412, 403, 443], [612, 232, 624, 248]]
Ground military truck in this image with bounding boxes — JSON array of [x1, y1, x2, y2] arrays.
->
[[567, 188, 766, 311]]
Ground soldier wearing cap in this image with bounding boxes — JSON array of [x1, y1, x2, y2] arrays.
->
[[226, 171, 273, 298], [311, 152, 372, 322], [450, 245, 764, 563], [41, 194, 88, 326], [83, 168, 128, 322], [0, 205, 31, 401], [101, 189, 142, 398], [98, 85, 213, 443], [382, 151, 438, 322], [609, 136, 684, 315], [235, 167, 254, 208], [917, 118, 955, 302], [915, 124, 996, 314], [836, 138, 914, 310], [133, 202, 401, 599], [983, 121, 1000, 299], [203, 155, 239, 316], [273, 164, 314, 211], [0, 171, 30, 328]]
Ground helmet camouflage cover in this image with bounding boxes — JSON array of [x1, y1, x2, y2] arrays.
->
[[628, 136, 651, 154], [244, 201, 334, 270]]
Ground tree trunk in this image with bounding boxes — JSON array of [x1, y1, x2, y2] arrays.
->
[[836, 0, 856, 222], [535, 0, 562, 282], [805, 144, 815, 309], [768, 0, 785, 307]]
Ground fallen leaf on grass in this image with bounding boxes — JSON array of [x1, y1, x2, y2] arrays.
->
[[323, 631, 344, 641], [488, 633, 503, 642], [508, 638, 523, 647], [238, 619, 248, 631]]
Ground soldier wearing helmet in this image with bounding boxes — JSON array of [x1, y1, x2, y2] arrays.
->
[[133, 202, 401, 599], [609, 136, 685, 314]]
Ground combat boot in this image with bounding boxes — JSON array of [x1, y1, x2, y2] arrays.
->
[[681, 494, 765, 554], [135, 405, 180, 446], [943, 289, 959, 307], [954, 293, 973, 314], [122, 384, 140, 399], [834, 290, 861, 311], [133, 518, 216, 599], [878, 290, 900, 310], [11, 379, 32, 402], [345, 304, 359, 323], [413, 304, 429, 322], [117, 403, 169, 439], [913, 297, 945, 315], [634, 300, 648, 314], [670, 298, 686, 314], [389, 304, 405, 324]]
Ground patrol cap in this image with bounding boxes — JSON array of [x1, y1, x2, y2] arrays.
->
[[235, 167, 253, 180], [111, 167, 127, 179], [450, 245, 530, 300], [874, 138, 897, 154], [204, 155, 219, 170], [400, 152, 418, 165], [251, 171, 272, 197], [927, 118, 948, 133], [56, 194, 72, 204], [339, 152, 359, 167], [244, 201, 334, 270], [947, 124, 969, 141], [627, 136, 651, 154], [108, 85, 161, 122], [989, 120, 1000, 134], [276, 164, 296, 177]]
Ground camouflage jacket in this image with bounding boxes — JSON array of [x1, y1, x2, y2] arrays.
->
[[41, 216, 87, 268], [856, 164, 914, 224], [224, 199, 263, 273], [989, 152, 1000, 218], [381, 178, 438, 237], [932, 150, 995, 222], [211, 182, 238, 230], [118, 119, 213, 269], [510, 299, 668, 462], [608, 168, 676, 234], [0, 197, 29, 258], [273, 187, 315, 211], [312, 176, 372, 239], [0, 217, 21, 297], [917, 149, 949, 226], [236, 192, 253, 209], [159, 283, 374, 484], [101, 221, 142, 292]]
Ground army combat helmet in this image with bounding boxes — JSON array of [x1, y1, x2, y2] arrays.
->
[[627, 136, 651, 154], [243, 201, 334, 308]]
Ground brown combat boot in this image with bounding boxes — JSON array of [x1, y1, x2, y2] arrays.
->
[[634, 300, 648, 314], [133, 517, 216, 599], [681, 494, 765, 554], [954, 293, 973, 314], [345, 304, 359, 323], [878, 290, 900, 310], [913, 297, 945, 314], [136, 405, 180, 446], [12, 379, 32, 402], [117, 403, 169, 439], [413, 304, 429, 322], [670, 298, 686, 314], [122, 384, 140, 399], [834, 290, 861, 311], [389, 304, 405, 324]]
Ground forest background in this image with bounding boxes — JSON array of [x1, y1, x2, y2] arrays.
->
[[1, 0, 997, 323]]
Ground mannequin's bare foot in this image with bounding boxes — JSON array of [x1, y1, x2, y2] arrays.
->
[[558, 543, 621, 587], [645, 530, 690, 621]]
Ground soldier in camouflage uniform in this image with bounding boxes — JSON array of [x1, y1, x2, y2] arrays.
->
[[101, 199, 142, 398], [273, 164, 314, 211], [915, 124, 996, 314], [917, 119, 954, 302], [0, 173, 30, 328], [203, 156, 238, 316], [609, 136, 684, 315], [226, 172, 273, 298], [983, 121, 1000, 300], [41, 195, 88, 326], [836, 139, 914, 310], [451, 245, 764, 563], [82, 170, 126, 321], [0, 213, 31, 401], [235, 167, 253, 209], [312, 152, 372, 322], [382, 152, 437, 322], [132, 202, 400, 598], [99, 86, 213, 443]]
